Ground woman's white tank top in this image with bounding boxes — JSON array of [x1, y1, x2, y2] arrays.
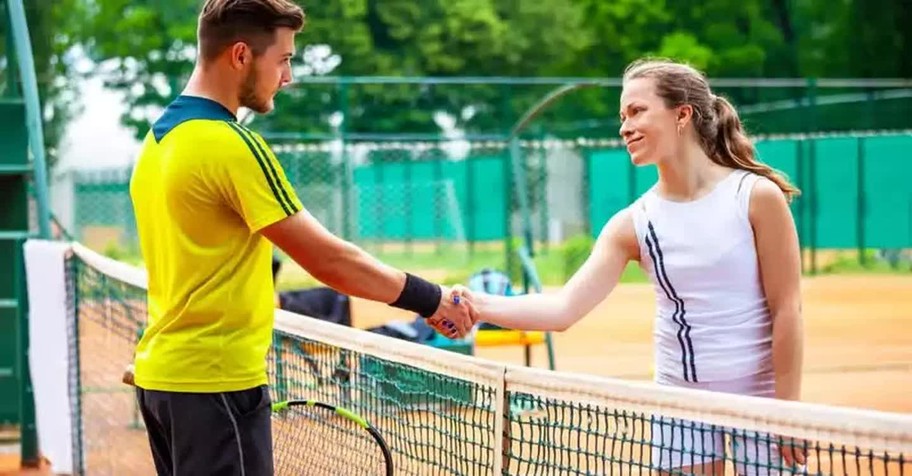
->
[[630, 169, 773, 384]]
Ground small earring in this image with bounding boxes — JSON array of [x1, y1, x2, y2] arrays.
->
[[677, 124, 683, 136]]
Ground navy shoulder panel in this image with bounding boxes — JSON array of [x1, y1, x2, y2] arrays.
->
[[152, 95, 237, 142]]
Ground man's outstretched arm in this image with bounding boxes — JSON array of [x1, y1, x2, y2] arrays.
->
[[261, 209, 473, 336]]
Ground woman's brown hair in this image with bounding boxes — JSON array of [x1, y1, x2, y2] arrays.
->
[[623, 58, 801, 201]]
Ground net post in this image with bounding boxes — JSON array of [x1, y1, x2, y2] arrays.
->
[[808, 137, 818, 275], [537, 143, 548, 255], [433, 154, 444, 255], [404, 149, 414, 258], [338, 82, 352, 241], [466, 153, 476, 258], [805, 78, 818, 275], [510, 137, 534, 259], [856, 136, 866, 266], [66, 251, 85, 475], [493, 368, 506, 476], [580, 148, 592, 237], [502, 149, 515, 278], [795, 139, 806, 274]]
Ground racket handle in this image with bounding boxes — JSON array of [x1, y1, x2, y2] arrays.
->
[[122, 364, 135, 387]]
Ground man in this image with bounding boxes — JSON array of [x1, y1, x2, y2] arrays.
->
[[128, 1, 475, 474]]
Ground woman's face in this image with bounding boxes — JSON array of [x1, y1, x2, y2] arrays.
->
[[618, 77, 681, 166]]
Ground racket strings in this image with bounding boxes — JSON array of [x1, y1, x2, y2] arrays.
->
[[273, 405, 388, 475]]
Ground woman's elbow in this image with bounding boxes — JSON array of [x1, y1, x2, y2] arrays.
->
[[771, 304, 803, 332], [552, 304, 585, 332]]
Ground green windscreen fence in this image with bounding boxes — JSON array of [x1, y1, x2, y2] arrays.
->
[[351, 154, 508, 242], [63, 133, 911, 269], [588, 134, 912, 252]]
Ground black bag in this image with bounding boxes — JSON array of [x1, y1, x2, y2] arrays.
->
[[367, 316, 437, 343], [278, 287, 352, 327]]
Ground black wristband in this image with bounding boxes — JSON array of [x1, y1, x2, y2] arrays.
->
[[390, 273, 441, 318]]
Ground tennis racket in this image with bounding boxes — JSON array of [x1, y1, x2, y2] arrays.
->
[[271, 399, 394, 476]]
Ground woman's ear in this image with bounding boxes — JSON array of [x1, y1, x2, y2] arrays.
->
[[676, 104, 693, 129]]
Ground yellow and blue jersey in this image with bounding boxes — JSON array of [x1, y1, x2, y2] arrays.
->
[[129, 95, 303, 393]]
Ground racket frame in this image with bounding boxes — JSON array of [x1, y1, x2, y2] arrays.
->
[[272, 399, 394, 476]]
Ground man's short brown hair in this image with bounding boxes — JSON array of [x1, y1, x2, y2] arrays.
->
[[198, 0, 306, 61]]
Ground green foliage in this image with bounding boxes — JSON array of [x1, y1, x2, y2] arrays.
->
[[653, 32, 714, 72], [10, 0, 912, 167], [559, 234, 595, 282], [59, 0, 911, 140], [0, 0, 84, 170], [73, 0, 199, 138], [818, 250, 912, 275], [101, 242, 143, 266]]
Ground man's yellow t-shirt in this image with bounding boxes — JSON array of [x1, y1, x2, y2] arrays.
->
[[129, 95, 303, 393]]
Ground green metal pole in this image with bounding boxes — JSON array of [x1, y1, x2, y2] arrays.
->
[[403, 152, 413, 258], [856, 137, 866, 267], [795, 139, 806, 274], [8, 0, 51, 239], [806, 78, 818, 275], [510, 137, 534, 258], [581, 150, 591, 237], [3, 3, 18, 98], [808, 139, 818, 275], [433, 157, 443, 255], [466, 155, 475, 258], [374, 159, 383, 255], [338, 82, 351, 241], [538, 143, 548, 255], [7, 0, 49, 466], [503, 150, 514, 279]]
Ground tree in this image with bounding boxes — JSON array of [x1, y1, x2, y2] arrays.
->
[[245, 0, 597, 137], [73, 0, 199, 139], [0, 0, 83, 170], [69, 0, 594, 139], [64, 0, 912, 141]]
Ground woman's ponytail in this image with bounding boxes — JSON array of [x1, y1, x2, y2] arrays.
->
[[713, 95, 801, 202]]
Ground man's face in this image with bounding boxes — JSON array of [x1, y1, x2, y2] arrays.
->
[[239, 27, 296, 114]]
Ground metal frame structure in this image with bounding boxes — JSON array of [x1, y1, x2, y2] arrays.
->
[[2, 0, 53, 466]]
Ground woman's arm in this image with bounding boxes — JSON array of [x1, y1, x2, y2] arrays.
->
[[750, 179, 804, 401], [463, 208, 639, 332]]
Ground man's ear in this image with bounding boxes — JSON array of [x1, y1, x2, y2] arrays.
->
[[228, 42, 250, 70]]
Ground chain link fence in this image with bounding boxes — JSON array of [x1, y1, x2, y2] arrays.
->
[[49, 78, 912, 287]]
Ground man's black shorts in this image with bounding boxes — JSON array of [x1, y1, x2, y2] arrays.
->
[[136, 384, 273, 476]]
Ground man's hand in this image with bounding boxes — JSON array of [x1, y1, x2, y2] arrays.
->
[[778, 437, 808, 469], [425, 285, 477, 338]]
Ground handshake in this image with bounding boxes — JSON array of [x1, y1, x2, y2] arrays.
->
[[426, 285, 481, 339]]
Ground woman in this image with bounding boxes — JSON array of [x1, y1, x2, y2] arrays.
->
[[455, 58, 806, 475]]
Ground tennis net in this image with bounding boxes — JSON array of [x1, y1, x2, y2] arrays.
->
[[28, 241, 912, 475]]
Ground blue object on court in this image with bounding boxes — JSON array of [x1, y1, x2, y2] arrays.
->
[[467, 268, 516, 331], [467, 268, 515, 297]]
